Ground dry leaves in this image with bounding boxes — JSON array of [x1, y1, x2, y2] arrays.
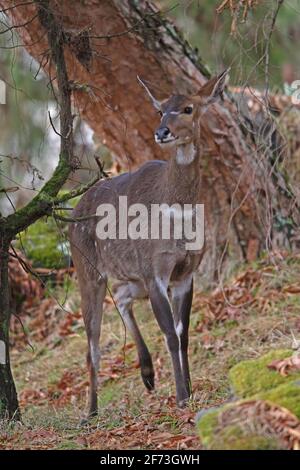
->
[[8, 251, 83, 349], [193, 267, 260, 329], [268, 354, 300, 377], [218, 399, 300, 450], [9, 250, 43, 312], [86, 405, 199, 450], [193, 251, 300, 332], [216, 0, 258, 35]]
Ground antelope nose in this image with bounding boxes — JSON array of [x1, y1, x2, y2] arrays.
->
[[155, 127, 171, 141]]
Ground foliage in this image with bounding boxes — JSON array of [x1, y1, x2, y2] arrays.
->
[[161, 0, 300, 88], [14, 192, 81, 269], [15, 217, 68, 269]]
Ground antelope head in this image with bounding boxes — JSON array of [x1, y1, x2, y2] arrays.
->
[[138, 69, 230, 147]]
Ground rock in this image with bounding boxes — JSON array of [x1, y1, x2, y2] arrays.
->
[[229, 349, 297, 397], [197, 349, 300, 449]]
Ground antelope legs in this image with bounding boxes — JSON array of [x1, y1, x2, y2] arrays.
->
[[171, 276, 193, 396], [149, 278, 190, 407], [81, 278, 107, 419], [114, 282, 155, 391]]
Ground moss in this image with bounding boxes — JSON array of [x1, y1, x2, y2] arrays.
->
[[229, 349, 296, 398], [197, 409, 219, 447], [197, 406, 281, 450], [198, 350, 300, 449], [209, 425, 281, 450], [14, 190, 82, 269], [16, 217, 68, 269], [257, 380, 300, 419]]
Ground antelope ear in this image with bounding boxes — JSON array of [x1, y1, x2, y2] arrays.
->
[[137, 75, 162, 111], [196, 68, 230, 105]]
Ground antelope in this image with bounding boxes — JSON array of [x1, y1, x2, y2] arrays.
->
[[69, 70, 229, 419]]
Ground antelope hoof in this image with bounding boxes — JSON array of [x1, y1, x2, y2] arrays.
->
[[177, 394, 190, 408], [79, 409, 97, 426], [79, 416, 89, 427], [177, 399, 188, 409], [141, 367, 155, 391]]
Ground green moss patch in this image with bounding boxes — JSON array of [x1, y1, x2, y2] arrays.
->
[[258, 379, 300, 419], [16, 217, 68, 269], [197, 402, 283, 450], [197, 409, 219, 448], [209, 425, 280, 450], [229, 349, 295, 397], [198, 349, 300, 449]]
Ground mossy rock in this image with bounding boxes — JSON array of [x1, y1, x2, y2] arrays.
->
[[198, 349, 300, 449], [210, 430, 280, 450], [229, 349, 297, 397], [197, 405, 282, 450], [258, 379, 300, 419], [196, 409, 219, 448]]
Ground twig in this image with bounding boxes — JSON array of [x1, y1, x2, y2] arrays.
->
[[53, 212, 98, 223], [264, 0, 284, 104], [0, 1, 35, 14], [53, 173, 104, 206], [0, 187, 19, 193], [89, 4, 179, 40], [0, 14, 38, 35]]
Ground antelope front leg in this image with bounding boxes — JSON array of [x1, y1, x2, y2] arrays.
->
[[149, 279, 189, 407], [171, 276, 193, 396]]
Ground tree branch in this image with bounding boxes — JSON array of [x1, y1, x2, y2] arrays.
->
[[2, 0, 86, 235]]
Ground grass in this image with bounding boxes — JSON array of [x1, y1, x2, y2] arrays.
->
[[1, 251, 300, 449]]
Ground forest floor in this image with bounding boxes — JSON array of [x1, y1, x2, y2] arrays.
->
[[1, 251, 300, 450]]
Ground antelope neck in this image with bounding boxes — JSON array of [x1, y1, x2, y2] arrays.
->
[[163, 141, 201, 204], [175, 141, 196, 166]]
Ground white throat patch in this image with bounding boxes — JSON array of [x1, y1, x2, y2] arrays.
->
[[176, 143, 196, 165]]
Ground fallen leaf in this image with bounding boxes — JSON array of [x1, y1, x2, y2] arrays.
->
[[267, 354, 300, 376]]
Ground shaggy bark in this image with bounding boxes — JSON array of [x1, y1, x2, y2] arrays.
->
[[1, 0, 298, 280]]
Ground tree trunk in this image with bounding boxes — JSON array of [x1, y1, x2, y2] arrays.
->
[[1, 0, 298, 280], [0, 0, 84, 420], [0, 234, 20, 420]]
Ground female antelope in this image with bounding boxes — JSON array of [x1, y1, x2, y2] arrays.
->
[[69, 70, 229, 419]]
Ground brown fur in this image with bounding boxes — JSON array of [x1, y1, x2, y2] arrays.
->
[[69, 70, 229, 419]]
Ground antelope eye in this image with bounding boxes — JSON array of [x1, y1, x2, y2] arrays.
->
[[183, 106, 193, 115], [157, 110, 163, 117]]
